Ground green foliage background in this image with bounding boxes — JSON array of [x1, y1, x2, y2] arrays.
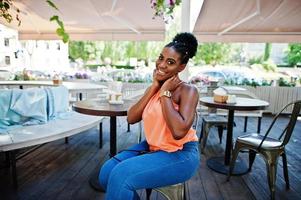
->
[[68, 41, 164, 64], [194, 43, 231, 66], [285, 44, 301, 67]]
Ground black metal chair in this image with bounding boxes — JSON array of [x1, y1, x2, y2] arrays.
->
[[227, 100, 301, 200]]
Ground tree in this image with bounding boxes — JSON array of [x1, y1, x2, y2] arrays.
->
[[285, 43, 301, 67], [102, 42, 114, 61], [69, 41, 97, 62], [194, 43, 231, 66], [68, 40, 164, 65], [263, 43, 272, 61], [125, 42, 137, 59]]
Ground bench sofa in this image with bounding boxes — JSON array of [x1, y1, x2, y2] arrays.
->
[[0, 86, 103, 188]]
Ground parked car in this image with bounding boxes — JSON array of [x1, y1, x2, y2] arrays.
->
[[190, 69, 226, 84], [222, 68, 264, 85]]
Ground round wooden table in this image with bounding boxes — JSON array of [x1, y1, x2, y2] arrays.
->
[[199, 97, 269, 175], [73, 99, 135, 156]]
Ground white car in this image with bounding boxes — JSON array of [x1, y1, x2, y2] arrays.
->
[[190, 69, 226, 83]]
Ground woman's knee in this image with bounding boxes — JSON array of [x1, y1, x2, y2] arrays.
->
[[107, 161, 138, 190], [99, 158, 120, 190]]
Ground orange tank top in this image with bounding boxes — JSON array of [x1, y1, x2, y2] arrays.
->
[[142, 91, 198, 152]]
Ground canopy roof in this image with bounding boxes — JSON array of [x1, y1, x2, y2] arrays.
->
[[192, 0, 301, 43], [0, 0, 165, 41]]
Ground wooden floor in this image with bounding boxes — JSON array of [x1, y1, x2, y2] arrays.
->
[[1, 115, 301, 200]]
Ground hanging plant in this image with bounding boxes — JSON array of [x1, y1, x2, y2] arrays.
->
[[46, 0, 69, 43], [0, 0, 20, 25], [150, 0, 181, 23], [0, 0, 69, 43]]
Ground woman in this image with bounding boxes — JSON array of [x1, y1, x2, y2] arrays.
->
[[99, 32, 200, 200]]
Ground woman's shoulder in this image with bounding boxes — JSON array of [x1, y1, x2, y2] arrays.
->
[[173, 82, 198, 104], [174, 82, 199, 100], [179, 82, 198, 94]]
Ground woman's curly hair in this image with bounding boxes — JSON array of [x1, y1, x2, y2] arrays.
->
[[165, 32, 198, 64]]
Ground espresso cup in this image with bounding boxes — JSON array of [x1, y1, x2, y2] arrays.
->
[[227, 95, 237, 103], [109, 93, 123, 102]]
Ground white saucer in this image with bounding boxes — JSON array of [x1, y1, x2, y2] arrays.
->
[[109, 100, 124, 105], [226, 100, 236, 104]]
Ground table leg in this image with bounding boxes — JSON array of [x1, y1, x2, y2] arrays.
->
[[110, 116, 117, 157], [225, 110, 234, 165], [207, 110, 248, 175]]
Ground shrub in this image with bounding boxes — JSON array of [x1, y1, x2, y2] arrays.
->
[[262, 59, 277, 72], [278, 77, 296, 87], [248, 56, 263, 65]]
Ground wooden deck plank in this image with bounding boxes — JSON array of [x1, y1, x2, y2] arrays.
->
[[20, 129, 101, 200], [1, 115, 301, 200]]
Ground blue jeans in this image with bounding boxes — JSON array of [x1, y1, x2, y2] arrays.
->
[[99, 140, 200, 200]]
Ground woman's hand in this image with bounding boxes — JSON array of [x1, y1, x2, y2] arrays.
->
[[151, 69, 161, 91], [160, 75, 182, 92]]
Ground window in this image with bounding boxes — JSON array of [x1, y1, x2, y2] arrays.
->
[[5, 56, 11, 65], [4, 38, 9, 47]]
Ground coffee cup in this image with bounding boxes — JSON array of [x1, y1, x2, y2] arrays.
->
[[109, 92, 123, 102], [227, 95, 236, 103]]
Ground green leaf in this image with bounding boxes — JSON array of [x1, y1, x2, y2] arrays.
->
[[50, 15, 59, 21], [46, 0, 59, 10], [62, 34, 69, 43], [57, 19, 64, 28], [56, 28, 64, 36]]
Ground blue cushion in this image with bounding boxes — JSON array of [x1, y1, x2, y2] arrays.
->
[[0, 88, 48, 133], [0, 90, 22, 132], [44, 86, 69, 120], [0, 86, 70, 134]]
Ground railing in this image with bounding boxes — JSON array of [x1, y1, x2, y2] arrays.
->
[[122, 83, 301, 115], [242, 86, 301, 114]]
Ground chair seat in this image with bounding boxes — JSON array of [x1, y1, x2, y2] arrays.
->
[[203, 115, 227, 124], [237, 133, 282, 149]]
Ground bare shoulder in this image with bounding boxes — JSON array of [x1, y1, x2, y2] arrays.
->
[[179, 83, 199, 96], [173, 83, 199, 103]]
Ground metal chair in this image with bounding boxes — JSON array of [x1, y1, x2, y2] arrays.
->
[[199, 114, 227, 153], [146, 183, 185, 200], [227, 100, 301, 200]]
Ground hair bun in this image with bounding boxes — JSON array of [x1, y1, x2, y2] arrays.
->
[[172, 32, 198, 58]]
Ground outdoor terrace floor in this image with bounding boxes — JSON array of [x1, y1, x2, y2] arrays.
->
[[1, 115, 301, 200]]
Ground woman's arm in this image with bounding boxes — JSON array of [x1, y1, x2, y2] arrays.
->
[[160, 84, 199, 140], [127, 84, 159, 124], [127, 70, 161, 124]]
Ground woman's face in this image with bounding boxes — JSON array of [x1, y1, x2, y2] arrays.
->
[[155, 47, 185, 81]]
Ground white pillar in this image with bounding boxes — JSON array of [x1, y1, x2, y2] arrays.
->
[[179, 0, 191, 82]]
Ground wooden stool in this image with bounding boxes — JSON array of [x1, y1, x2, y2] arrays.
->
[[146, 183, 185, 200], [199, 114, 227, 153]]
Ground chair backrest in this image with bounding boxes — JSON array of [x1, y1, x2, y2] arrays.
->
[[194, 111, 199, 129], [282, 100, 301, 145], [258, 100, 301, 149]]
